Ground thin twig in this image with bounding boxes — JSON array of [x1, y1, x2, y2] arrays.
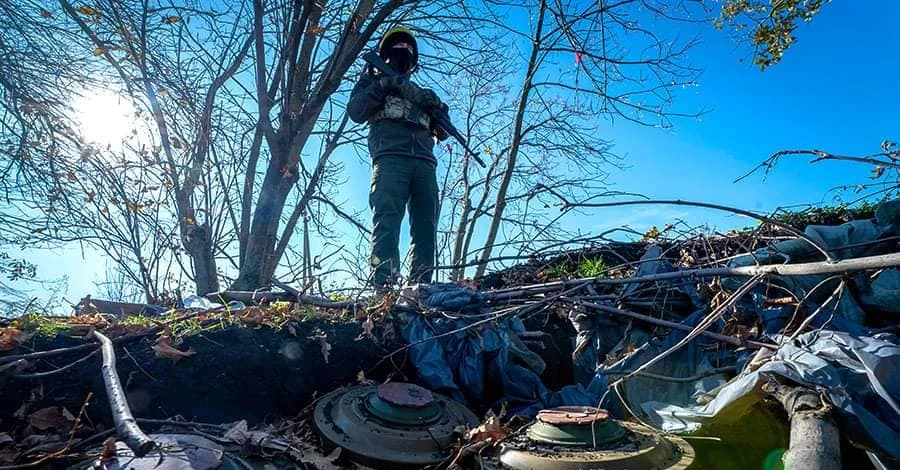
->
[[542, 196, 834, 262], [12, 349, 100, 380], [607, 273, 767, 389], [577, 302, 775, 350]]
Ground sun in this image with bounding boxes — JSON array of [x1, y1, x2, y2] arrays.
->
[[72, 91, 136, 148]]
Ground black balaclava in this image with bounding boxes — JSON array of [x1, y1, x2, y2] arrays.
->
[[379, 30, 417, 75], [384, 47, 414, 74]]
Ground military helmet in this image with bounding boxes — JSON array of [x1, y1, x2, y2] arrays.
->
[[378, 26, 418, 71]]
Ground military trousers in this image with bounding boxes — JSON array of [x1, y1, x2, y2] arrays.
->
[[369, 156, 439, 286]]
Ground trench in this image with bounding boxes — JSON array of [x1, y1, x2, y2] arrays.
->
[[0, 318, 877, 470]]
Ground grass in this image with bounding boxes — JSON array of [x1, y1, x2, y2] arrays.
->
[[578, 257, 607, 278], [12, 312, 72, 336], [542, 262, 570, 280]]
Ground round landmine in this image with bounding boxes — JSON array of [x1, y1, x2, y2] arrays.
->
[[313, 383, 479, 469], [500, 406, 694, 470]]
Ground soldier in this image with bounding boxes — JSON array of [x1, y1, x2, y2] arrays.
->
[[348, 27, 450, 290]]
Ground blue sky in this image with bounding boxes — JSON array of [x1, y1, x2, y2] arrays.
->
[[16, 0, 900, 303], [589, 0, 899, 230]]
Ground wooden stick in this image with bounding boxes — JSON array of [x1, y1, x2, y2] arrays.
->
[[89, 330, 155, 457], [207, 289, 358, 309], [578, 301, 777, 350], [490, 252, 900, 295]]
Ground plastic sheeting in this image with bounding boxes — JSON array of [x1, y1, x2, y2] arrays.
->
[[584, 199, 900, 462], [631, 331, 900, 460], [393, 200, 900, 462], [395, 283, 597, 415], [725, 200, 900, 323]]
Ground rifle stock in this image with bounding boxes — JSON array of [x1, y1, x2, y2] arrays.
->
[[361, 50, 486, 168]]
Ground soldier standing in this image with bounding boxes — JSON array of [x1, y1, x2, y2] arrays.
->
[[347, 27, 450, 289]]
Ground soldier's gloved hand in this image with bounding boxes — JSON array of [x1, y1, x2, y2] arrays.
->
[[413, 88, 443, 111], [378, 75, 408, 93]]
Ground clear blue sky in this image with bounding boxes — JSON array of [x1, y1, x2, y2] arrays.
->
[[17, 0, 900, 303], [587, 0, 899, 231]]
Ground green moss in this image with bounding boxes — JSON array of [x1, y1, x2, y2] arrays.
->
[[13, 312, 72, 336]]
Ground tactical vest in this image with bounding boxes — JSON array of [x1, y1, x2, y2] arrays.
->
[[369, 95, 431, 129]]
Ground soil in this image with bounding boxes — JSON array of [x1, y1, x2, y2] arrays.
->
[[1, 319, 388, 428]]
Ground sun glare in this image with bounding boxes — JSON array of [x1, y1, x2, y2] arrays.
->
[[73, 91, 136, 148]]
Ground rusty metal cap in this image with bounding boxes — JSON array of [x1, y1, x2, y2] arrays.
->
[[377, 382, 436, 408], [536, 406, 610, 425]]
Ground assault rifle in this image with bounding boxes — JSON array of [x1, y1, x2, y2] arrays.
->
[[362, 50, 486, 168]]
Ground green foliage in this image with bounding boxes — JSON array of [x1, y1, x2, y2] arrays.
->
[[329, 292, 350, 302], [542, 262, 571, 280], [772, 202, 877, 228], [299, 305, 316, 322], [14, 312, 71, 336], [117, 314, 158, 328], [578, 258, 607, 278], [716, 0, 831, 69]]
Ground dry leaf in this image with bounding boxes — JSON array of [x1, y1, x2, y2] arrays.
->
[[75, 6, 97, 16], [28, 406, 74, 431], [152, 337, 196, 363], [40, 9, 53, 18], [304, 447, 341, 470], [100, 437, 117, 461], [162, 15, 180, 24], [92, 47, 107, 56], [310, 25, 325, 34], [0, 328, 32, 352], [465, 414, 508, 444]]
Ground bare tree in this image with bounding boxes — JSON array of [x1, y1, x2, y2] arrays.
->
[[1, 0, 487, 297], [435, 0, 704, 279]]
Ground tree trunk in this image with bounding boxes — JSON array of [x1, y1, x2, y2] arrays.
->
[[183, 222, 220, 295], [231, 148, 298, 290]]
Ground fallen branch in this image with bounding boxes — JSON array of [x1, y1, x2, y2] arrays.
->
[[208, 288, 358, 309], [89, 330, 155, 457], [603, 365, 736, 383], [764, 379, 841, 470], [492, 251, 900, 295], [12, 348, 101, 380], [578, 301, 776, 350], [0, 343, 97, 365], [736, 148, 900, 184]]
